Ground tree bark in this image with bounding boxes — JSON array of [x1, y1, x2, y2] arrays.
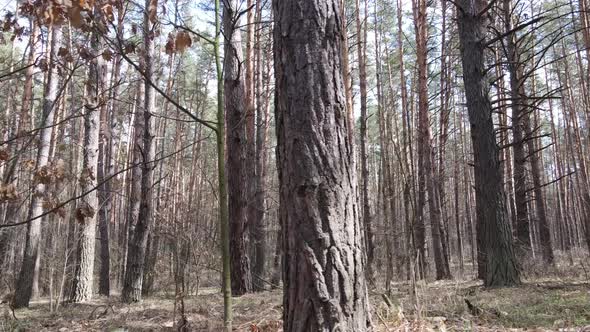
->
[[273, 0, 372, 330], [70, 15, 104, 302]]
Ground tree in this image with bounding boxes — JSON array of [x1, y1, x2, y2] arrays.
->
[[503, 0, 532, 255], [412, 0, 451, 280], [248, 0, 269, 292], [355, 0, 375, 280], [121, 0, 156, 303], [273, 0, 372, 329], [70, 4, 105, 302], [456, 0, 520, 287], [224, 0, 252, 296], [14, 24, 63, 309]]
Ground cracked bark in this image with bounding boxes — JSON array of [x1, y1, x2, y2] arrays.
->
[[273, 0, 372, 330]]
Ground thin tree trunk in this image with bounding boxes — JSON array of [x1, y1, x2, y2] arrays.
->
[[121, 0, 156, 303], [355, 0, 375, 281], [14, 25, 63, 308]]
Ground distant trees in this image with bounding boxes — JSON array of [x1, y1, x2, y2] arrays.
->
[[2, 0, 590, 324]]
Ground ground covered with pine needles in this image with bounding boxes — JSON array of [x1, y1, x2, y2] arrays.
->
[[2, 256, 590, 331]]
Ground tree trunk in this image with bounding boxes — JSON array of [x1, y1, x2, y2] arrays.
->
[[121, 0, 155, 303], [355, 0, 375, 281], [224, 0, 252, 296], [70, 17, 104, 302], [273, 0, 372, 330], [456, 0, 520, 287], [503, 0, 532, 255], [14, 25, 62, 309], [249, 1, 269, 291]]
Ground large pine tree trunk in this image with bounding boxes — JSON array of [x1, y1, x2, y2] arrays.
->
[[273, 0, 372, 330], [14, 25, 62, 309], [70, 19, 104, 302], [223, 0, 252, 296], [457, 0, 520, 287], [122, 0, 155, 303]]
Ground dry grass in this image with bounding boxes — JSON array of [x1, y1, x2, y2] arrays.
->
[[375, 278, 590, 331], [2, 258, 590, 331]]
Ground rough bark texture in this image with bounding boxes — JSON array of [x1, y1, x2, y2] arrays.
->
[[14, 25, 62, 309], [273, 0, 372, 330], [122, 0, 155, 302], [457, 0, 520, 287], [224, 0, 252, 296], [70, 22, 103, 302]]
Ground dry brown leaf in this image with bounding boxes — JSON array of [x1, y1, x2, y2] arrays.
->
[[102, 3, 114, 21], [148, 0, 158, 24], [58, 47, 69, 57], [68, 6, 84, 28], [0, 184, 17, 203], [0, 148, 8, 161], [102, 49, 113, 61], [165, 33, 175, 55], [175, 31, 192, 53]]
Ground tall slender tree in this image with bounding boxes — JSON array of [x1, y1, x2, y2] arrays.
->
[[14, 24, 63, 309], [224, 0, 252, 296], [355, 0, 375, 280], [70, 3, 105, 302], [121, 0, 156, 303], [456, 0, 520, 287]]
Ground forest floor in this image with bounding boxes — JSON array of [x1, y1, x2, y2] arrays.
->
[[2, 261, 590, 331]]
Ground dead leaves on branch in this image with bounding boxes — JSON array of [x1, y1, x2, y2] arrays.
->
[[18, 0, 121, 28], [0, 184, 18, 203], [0, 12, 25, 42], [0, 148, 9, 161], [165, 31, 192, 55], [33, 159, 67, 186]]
